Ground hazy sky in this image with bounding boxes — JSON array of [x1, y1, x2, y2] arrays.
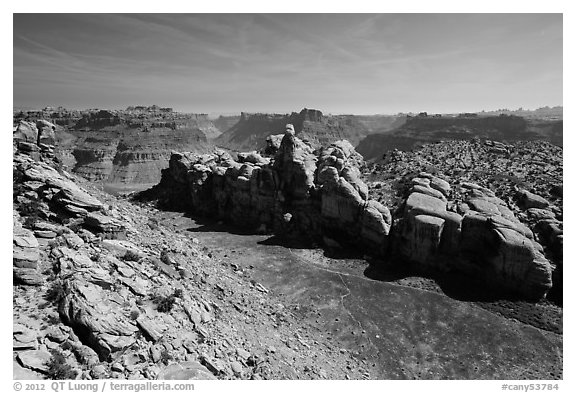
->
[[13, 13, 562, 114]]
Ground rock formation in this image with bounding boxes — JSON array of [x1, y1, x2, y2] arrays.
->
[[393, 174, 552, 299], [363, 137, 562, 301], [148, 132, 554, 300]]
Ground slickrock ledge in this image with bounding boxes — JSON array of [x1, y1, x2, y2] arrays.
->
[[146, 132, 553, 300]]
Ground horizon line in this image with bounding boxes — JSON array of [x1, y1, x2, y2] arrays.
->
[[13, 103, 564, 117]]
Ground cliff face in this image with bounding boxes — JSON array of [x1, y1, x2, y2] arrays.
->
[[212, 115, 241, 135], [56, 127, 214, 191], [356, 115, 563, 160], [146, 133, 555, 301], [355, 115, 407, 134], [216, 109, 372, 152]]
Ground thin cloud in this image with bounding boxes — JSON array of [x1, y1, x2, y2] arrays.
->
[[13, 14, 562, 114]]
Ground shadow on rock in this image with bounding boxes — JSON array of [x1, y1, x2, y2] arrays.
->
[[364, 259, 529, 303], [185, 215, 264, 236]]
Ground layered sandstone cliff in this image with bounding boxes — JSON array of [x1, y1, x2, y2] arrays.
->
[[56, 127, 214, 190], [15, 109, 220, 192]]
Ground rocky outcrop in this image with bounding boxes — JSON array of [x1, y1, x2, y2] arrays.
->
[[58, 277, 139, 360], [150, 134, 552, 300], [316, 140, 390, 252], [36, 120, 57, 146], [15, 153, 104, 217], [394, 174, 552, 299], [150, 133, 391, 251], [364, 138, 562, 302], [13, 120, 58, 160], [13, 223, 44, 286], [149, 132, 318, 235], [14, 121, 38, 144]]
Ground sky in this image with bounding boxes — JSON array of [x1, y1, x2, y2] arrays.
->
[[13, 13, 563, 115]]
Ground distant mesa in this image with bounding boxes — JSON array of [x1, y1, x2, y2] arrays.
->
[[126, 105, 174, 113]]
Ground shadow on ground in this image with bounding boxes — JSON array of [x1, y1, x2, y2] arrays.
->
[[149, 209, 563, 379]]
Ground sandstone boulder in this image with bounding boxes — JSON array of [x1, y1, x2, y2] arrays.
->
[[404, 192, 447, 218], [13, 227, 40, 269], [237, 151, 269, 166], [58, 278, 139, 360], [36, 119, 57, 146], [490, 227, 553, 300], [430, 177, 451, 197], [84, 212, 127, 239], [17, 349, 52, 374], [157, 361, 216, 380], [13, 224, 43, 286], [101, 240, 145, 259], [14, 121, 38, 144], [263, 134, 283, 156], [22, 161, 103, 212], [273, 131, 317, 199], [136, 316, 167, 342], [411, 184, 447, 201], [517, 189, 550, 209], [527, 208, 556, 221]]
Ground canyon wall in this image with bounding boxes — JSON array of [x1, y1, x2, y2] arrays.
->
[[56, 128, 213, 189], [357, 115, 563, 160], [146, 131, 554, 301], [14, 109, 222, 192], [215, 108, 372, 152]]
